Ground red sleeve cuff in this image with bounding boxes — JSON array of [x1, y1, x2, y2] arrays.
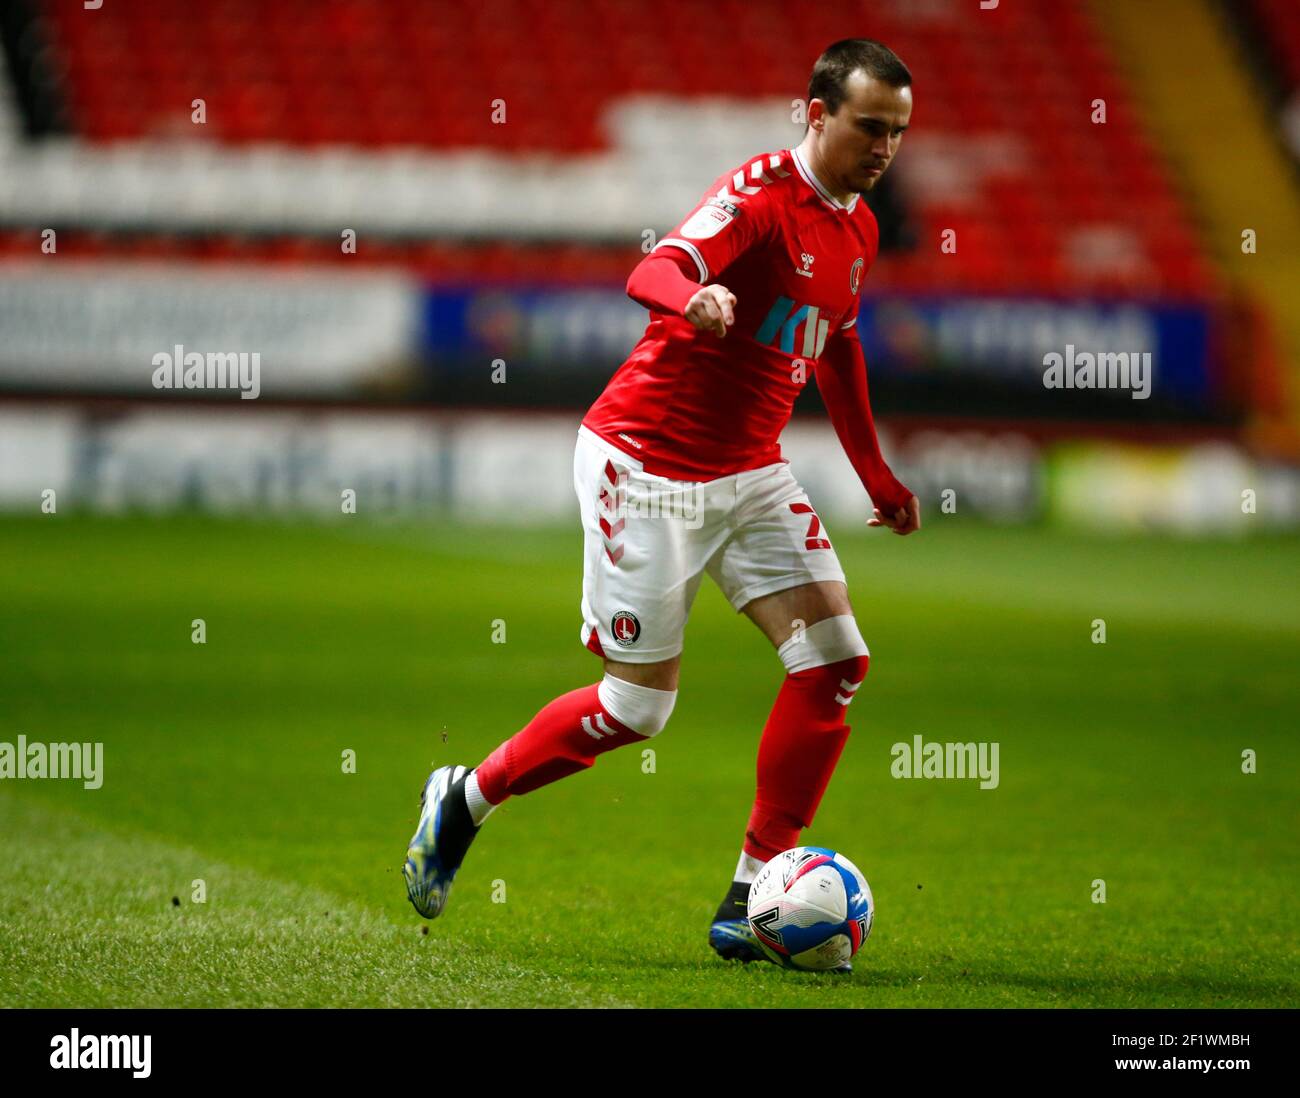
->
[[626, 248, 701, 316]]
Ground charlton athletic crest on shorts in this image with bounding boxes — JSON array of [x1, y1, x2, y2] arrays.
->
[[611, 610, 641, 647]]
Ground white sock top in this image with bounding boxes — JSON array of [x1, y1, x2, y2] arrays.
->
[[464, 769, 498, 827], [734, 850, 765, 885]]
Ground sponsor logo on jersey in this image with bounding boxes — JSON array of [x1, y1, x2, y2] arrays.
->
[[706, 196, 740, 216], [756, 295, 831, 358], [796, 251, 815, 278], [611, 610, 641, 646], [849, 257, 864, 294]]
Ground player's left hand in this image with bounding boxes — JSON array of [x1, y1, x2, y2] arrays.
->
[[868, 495, 920, 536]]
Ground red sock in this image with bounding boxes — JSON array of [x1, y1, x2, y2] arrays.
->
[[743, 654, 870, 862], [474, 682, 647, 804]]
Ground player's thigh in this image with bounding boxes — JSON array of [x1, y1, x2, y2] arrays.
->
[[705, 465, 851, 649], [573, 432, 717, 664], [740, 579, 853, 650], [603, 654, 681, 692]]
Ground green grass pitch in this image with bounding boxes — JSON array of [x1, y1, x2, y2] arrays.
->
[[1, 514, 1296, 1008]]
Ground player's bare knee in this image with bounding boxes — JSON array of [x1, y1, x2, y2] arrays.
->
[[776, 614, 870, 702], [598, 672, 677, 738]]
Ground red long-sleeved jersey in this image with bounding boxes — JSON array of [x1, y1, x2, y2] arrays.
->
[[582, 145, 910, 514]]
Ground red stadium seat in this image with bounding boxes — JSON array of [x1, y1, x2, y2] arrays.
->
[[33, 0, 1215, 297]]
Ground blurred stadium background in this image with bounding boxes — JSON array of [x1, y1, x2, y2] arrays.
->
[[0, 0, 1297, 527]]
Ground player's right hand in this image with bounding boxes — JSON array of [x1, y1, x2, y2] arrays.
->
[[868, 495, 921, 536], [685, 285, 737, 338]]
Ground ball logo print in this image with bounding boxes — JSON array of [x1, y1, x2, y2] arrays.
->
[[780, 847, 824, 887], [748, 905, 786, 947], [747, 847, 875, 971], [611, 610, 641, 647]]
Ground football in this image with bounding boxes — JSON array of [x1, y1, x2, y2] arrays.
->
[[747, 846, 874, 970]]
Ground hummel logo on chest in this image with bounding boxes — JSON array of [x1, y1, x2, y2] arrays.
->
[[796, 252, 815, 278]]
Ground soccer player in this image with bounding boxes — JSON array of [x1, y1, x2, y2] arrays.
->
[[404, 39, 919, 973]]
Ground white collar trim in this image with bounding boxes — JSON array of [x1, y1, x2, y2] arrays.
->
[[790, 146, 859, 213]]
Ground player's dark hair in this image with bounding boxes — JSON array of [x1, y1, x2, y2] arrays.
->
[[808, 39, 911, 115]]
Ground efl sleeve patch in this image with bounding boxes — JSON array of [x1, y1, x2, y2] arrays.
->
[[679, 203, 736, 240]]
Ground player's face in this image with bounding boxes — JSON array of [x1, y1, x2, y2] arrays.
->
[[816, 71, 912, 195]]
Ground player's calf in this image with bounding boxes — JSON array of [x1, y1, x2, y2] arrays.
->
[[711, 615, 869, 965], [403, 673, 676, 919], [746, 614, 870, 862], [472, 671, 676, 806]]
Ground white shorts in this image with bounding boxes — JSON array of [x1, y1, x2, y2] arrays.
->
[[574, 425, 848, 663]]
